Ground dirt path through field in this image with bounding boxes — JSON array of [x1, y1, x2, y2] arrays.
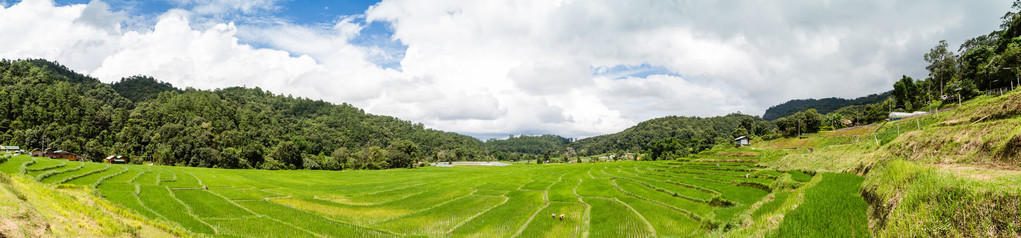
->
[[573, 178, 591, 238], [934, 163, 1021, 181]]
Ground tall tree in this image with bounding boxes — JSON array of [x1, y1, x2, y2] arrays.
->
[[957, 39, 997, 90], [892, 75, 918, 110], [386, 139, 419, 169], [924, 40, 957, 97], [273, 141, 302, 169]]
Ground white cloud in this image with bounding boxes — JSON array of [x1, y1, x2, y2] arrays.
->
[[168, 0, 280, 15], [595, 75, 743, 122], [92, 13, 321, 92], [362, 0, 1008, 137], [74, 0, 125, 31], [0, 0, 1012, 139], [0, 0, 122, 72]]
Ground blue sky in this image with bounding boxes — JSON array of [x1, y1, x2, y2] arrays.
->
[[51, 0, 380, 23], [0, 0, 1011, 139], [48, 0, 406, 67]]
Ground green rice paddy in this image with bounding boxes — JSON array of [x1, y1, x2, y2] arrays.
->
[[0, 154, 845, 237]]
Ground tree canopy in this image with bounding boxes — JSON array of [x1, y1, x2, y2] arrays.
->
[[0, 59, 482, 170], [571, 113, 773, 158], [762, 92, 891, 121]]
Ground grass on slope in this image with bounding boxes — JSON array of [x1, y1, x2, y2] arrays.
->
[[862, 160, 1021, 237], [773, 173, 868, 238], [0, 172, 186, 237]]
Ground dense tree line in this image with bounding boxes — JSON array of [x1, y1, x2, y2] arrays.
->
[[771, 97, 894, 137], [481, 114, 776, 162], [571, 113, 774, 160], [483, 134, 573, 162], [0, 59, 483, 170], [484, 134, 570, 154], [762, 91, 890, 121]]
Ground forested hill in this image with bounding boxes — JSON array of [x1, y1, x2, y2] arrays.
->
[[763, 91, 891, 120], [484, 134, 571, 154], [0, 59, 482, 170], [570, 113, 774, 157], [110, 75, 180, 102]]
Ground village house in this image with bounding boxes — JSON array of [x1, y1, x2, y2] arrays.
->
[[1, 145, 22, 153], [31, 148, 53, 157], [842, 120, 853, 126], [104, 155, 128, 164], [48, 150, 84, 161], [734, 136, 751, 147]]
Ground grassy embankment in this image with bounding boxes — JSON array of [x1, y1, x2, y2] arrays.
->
[[0, 154, 185, 237], [751, 89, 1021, 237]]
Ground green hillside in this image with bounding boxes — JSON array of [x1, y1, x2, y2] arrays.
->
[[761, 91, 1021, 236], [484, 134, 571, 155], [0, 59, 482, 170], [570, 114, 774, 157], [0, 155, 186, 237], [763, 91, 891, 121], [1, 58, 778, 167]]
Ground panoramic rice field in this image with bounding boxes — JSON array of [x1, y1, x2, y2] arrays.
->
[[0, 153, 823, 237]]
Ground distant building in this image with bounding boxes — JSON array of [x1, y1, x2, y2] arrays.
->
[[31, 148, 52, 157], [1, 145, 21, 153], [889, 111, 929, 120], [734, 136, 751, 147], [104, 155, 128, 164], [842, 120, 853, 126], [48, 150, 83, 161]]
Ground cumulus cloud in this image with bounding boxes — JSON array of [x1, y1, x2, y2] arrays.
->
[[91, 13, 321, 92], [363, 0, 1007, 137], [0, 0, 1011, 139], [74, 0, 125, 31], [0, 0, 122, 72]]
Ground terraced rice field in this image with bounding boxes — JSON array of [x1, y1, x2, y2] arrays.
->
[[0, 154, 810, 237]]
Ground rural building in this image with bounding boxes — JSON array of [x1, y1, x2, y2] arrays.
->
[[32, 148, 53, 157], [48, 150, 83, 161], [734, 136, 751, 147], [842, 120, 853, 126], [104, 155, 128, 164], [1, 145, 21, 153], [889, 111, 928, 121]]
